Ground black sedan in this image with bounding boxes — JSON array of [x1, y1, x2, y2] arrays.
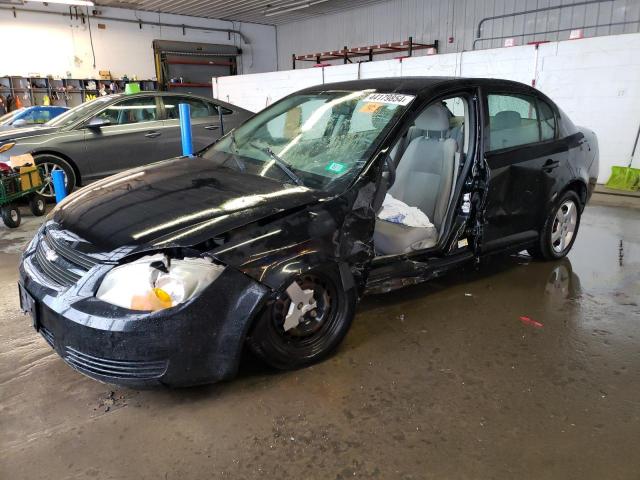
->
[[0, 92, 251, 198], [18, 77, 598, 387]]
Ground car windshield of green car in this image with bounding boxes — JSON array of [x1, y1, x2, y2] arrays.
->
[[202, 90, 414, 192]]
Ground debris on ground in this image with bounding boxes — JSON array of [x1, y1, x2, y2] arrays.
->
[[519, 316, 544, 328], [94, 390, 131, 413]]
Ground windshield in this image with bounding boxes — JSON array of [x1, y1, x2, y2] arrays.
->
[[202, 90, 414, 192], [46, 96, 116, 128], [0, 109, 23, 126]]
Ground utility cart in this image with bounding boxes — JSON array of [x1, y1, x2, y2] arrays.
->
[[0, 166, 47, 228]]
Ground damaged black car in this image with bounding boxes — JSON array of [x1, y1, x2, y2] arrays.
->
[[18, 77, 599, 387]]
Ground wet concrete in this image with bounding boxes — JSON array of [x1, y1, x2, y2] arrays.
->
[[1, 204, 639, 479]]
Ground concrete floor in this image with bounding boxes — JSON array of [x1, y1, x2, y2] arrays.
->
[[1, 202, 639, 480]]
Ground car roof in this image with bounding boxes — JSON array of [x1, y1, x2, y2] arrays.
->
[[297, 76, 537, 98]]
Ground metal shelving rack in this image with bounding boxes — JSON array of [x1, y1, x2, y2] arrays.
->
[[0, 76, 159, 111], [292, 37, 439, 69]]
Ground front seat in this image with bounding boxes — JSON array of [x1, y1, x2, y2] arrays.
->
[[374, 104, 457, 255]]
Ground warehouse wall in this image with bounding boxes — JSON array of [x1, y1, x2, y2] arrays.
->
[[276, 0, 640, 70], [0, 5, 277, 80], [215, 32, 640, 183]]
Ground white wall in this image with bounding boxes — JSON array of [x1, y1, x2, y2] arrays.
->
[[216, 33, 640, 183], [0, 5, 277, 80]]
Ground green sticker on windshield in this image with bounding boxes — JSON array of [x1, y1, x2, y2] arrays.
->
[[325, 162, 346, 174]]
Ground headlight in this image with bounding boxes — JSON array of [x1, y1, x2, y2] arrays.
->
[[0, 142, 15, 154], [96, 254, 225, 311]]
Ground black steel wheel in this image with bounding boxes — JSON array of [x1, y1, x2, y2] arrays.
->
[[248, 267, 357, 370], [528, 190, 582, 260], [29, 196, 46, 216], [1, 204, 21, 228], [34, 154, 76, 200]]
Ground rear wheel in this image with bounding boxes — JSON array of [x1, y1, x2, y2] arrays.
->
[[248, 267, 356, 370], [29, 196, 46, 216], [528, 190, 581, 260], [34, 154, 76, 200], [1, 204, 21, 228]]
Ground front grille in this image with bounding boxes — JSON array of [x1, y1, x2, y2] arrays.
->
[[64, 346, 168, 380], [40, 326, 55, 348], [31, 226, 101, 288]]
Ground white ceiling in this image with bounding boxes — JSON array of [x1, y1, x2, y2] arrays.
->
[[96, 0, 388, 25]]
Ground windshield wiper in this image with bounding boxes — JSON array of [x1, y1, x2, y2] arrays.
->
[[250, 142, 303, 186]]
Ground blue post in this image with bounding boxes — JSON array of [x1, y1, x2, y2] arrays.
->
[[51, 169, 67, 203], [179, 103, 193, 156]]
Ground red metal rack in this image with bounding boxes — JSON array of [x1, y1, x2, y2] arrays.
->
[[292, 37, 438, 69]]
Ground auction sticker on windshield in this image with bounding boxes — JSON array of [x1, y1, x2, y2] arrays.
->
[[325, 161, 347, 174], [363, 93, 415, 106]]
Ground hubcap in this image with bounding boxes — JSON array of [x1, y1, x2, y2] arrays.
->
[[551, 200, 577, 254], [273, 274, 331, 338], [37, 162, 67, 198], [10, 210, 18, 222]]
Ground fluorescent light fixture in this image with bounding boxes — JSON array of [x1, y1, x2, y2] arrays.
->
[[265, 0, 329, 17], [28, 0, 95, 6]]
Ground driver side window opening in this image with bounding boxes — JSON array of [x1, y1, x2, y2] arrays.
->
[[374, 95, 470, 257]]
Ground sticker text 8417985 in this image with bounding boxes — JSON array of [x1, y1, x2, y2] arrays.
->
[[363, 93, 415, 106]]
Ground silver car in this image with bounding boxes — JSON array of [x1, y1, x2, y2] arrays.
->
[[0, 92, 252, 198]]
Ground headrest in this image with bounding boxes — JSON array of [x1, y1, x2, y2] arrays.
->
[[414, 103, 450, 131], [493, 110, 521, 130]]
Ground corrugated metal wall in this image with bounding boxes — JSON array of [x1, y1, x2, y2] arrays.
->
[[277, 0, 640, 69]]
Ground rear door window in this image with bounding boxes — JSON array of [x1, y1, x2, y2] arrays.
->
[[163, 96, 224, 119], [487, 94, 540, 151]]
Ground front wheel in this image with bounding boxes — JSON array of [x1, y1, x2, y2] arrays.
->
[[247, 267, 357, 370], [529, 190, 582, 260], [34, 154, 76, 201]]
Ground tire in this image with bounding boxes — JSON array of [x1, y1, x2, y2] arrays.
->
[[528, 190, 582, 260], [33, 154, 76, 201], [247, 267, 357, 370], [1, 204, 21, 228], [29, 196, 46, 216]]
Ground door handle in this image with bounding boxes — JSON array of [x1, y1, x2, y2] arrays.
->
[[145, 131, 161, 138], [543, 159, 560, 171], [204, 125, 220, 131]]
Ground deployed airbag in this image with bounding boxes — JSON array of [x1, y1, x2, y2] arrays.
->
[[377, 193, 433, 228]]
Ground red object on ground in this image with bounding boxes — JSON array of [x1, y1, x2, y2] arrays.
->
[[0, 162, 11, 175], [519, 316, 544, 328]]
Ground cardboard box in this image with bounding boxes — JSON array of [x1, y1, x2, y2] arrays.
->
[[9, 153, 35, 169]]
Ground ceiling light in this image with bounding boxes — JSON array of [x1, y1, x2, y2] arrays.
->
[[265, 0, 329, 17], [28, 0, 95, 6]]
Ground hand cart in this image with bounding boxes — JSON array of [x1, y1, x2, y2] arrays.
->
[[0, 167, 47, 228]]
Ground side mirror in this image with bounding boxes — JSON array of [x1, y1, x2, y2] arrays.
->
[[85, 117, 111, 129], [12, 119, 27, 127]]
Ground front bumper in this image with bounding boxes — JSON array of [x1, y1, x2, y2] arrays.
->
[[19, 250, 269, 388]]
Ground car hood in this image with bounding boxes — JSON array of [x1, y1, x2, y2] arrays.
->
[[0, 125, 61, 142], [50, 156, 329, 253]]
